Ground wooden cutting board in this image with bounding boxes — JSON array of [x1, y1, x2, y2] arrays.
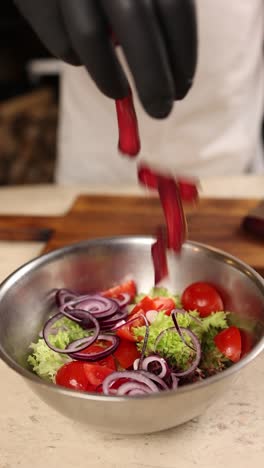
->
[[0, 194, 263, 275]]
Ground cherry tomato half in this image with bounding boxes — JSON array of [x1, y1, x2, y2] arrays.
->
[[214, 326, 242, 363], [130, 296, 175, 317], [116, 310, 145, 342], [83, 364, 113, 387], [81, 342, 116, 370], [56, 361, 95, 392], [113, 339, 140, 369], [153, 297, 175, 316], [102, 280, 136, 301], [130, 296, 156, 315], [182, 281, 224, 317], [56, 361, 113, 392]]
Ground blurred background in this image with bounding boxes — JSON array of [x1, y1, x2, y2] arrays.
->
[[0, 3, 264, 186], [0, 1, 59, 185]]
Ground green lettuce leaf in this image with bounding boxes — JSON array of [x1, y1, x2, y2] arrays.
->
[[27, 339, 70, 382], [133, 310, 230, 372], [133, 312, 196, 370], [27, 317, 90, 382]]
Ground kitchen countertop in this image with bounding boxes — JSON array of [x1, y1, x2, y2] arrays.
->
[[0, 176, 264, 468]]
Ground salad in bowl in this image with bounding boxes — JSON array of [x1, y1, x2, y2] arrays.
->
[[28, 279, 245, 397]]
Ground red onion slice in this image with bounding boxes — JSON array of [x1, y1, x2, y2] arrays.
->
[[68, 334, 120, 361], [59, 295, 119, 322], [55, 289, 78, 307], [134, 355, 169, 379], [138, 370, 169, 390], [102, 371, 160, 395], [43, 312, 100, 354], [116, 382, 153, 396], [127, 388, 150, 396], [171, 373, 179, 390], [146, 310, 158, 324], [99, 308, 129, 330], [133, 358, 140, 370], [74, 295, 118, 319], [141, 355, 169, 379], [171, 310, 196, 351]]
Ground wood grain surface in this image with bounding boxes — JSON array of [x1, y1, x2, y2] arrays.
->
[[0, 195, 262, 275]]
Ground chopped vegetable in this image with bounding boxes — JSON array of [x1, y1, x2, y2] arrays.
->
[[151, 226, 169, 284], [134, 311, 198, 370], [182, 281, 224, 317], [138, 163, 199, 281], [28, 317, 90, 381], [130, 296, 156, 315], [135, 287, 181, 308], [158, 176, 187, 253], [214, 326, 242, 363], [116, 311, 146, 342], [28, 338, 70, 382], [102, 279, 137, 302], [115, 91, 140, 157], [113, 339, 140, 369], [153, 297, 177, 316], [56, 361, 113, 392]]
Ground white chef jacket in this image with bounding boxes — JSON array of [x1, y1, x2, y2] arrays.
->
[[56, 0, 264, 185]]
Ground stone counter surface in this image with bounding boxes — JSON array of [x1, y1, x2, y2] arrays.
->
[[0, 178, 263, 468]]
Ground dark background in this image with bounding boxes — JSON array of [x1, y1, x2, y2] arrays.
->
[[0, 2, 55, 100], [0, 2, 58, 185]]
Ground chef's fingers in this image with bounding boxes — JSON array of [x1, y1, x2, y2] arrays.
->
[[60, 0, 129, 98], [14, 0, 80, 65], [154, 0, 198, 99], [100, 0, 175, 118]]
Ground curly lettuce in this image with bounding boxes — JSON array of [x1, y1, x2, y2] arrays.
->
[[27, 317, 90, 382], [133, 312, 198, 370], [133, 310, 230, 372]]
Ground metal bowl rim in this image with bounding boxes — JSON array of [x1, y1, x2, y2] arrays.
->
[[0, 235, 263, 403]]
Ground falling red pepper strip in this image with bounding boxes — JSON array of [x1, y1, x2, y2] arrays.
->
[[138, 164, 198, 203], [115, 90, 141, 157], [138, 164, 158, 190], [111, 49, 198, 281], [158, 176, 187, 252], [178, 180, 199, 203], [112, 31, 140, 157], [138, 164, 199, 283], [151, 226, 169, 285]]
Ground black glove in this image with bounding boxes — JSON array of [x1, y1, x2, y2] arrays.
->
[[14, 0, 197, 118]]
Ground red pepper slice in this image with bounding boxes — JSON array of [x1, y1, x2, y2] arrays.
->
[[138, 164, 198, 203], [138, 164, 159, 190], [115, 90, 140, 157], [178, 179, 198, 203], [158, 176, 187, 252], [138, 164, 197, 282], [151, 226, 169, 284]]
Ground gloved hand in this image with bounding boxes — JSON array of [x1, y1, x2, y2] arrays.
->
[[14, 0, 197, 119]]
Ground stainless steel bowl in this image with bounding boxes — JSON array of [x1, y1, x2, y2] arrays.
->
[[0, 237, 263, 434]]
